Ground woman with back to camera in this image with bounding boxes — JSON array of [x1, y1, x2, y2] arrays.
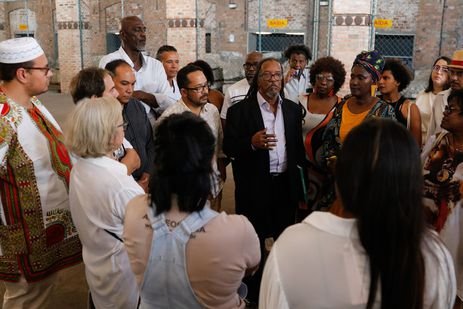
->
[[422, 89, 463, 307], [416, 56, 451, 145], [123, 112, 260, 308], [66, 97, 144, 308], [378, 58, 422, 145], [319, 50, 395, 210], [297, 56, 346, 217], [260, 119, 456, 309]]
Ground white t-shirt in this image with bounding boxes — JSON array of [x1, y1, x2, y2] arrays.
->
[[69, 156, 144, 309], [260, 211, 456, 309], [221, 78, 250, 120]]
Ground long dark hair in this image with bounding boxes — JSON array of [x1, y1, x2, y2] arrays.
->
[[424, 56, 451, 93], [335, 119, 425, 309], [245, 57, 285, 101], [149, 112, 215, 215]]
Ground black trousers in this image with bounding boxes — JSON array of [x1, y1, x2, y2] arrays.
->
[[242, 172, 295, 304]]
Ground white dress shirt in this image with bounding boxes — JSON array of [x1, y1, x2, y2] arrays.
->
[[260, 211, 456, 309], [257, 92, 287, 173], [221, 78, 250, 120], [170, 79, 181, 101], [99, 47, 176, 116], [69, 156, 144, 309], [284, 67, 311, 104]]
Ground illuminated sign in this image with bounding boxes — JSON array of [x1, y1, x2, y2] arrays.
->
[[374, 19, 393, 28], [267, 19, 288, 29]]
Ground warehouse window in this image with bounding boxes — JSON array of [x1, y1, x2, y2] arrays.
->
[[375, 34, 414, 70], [205, 33, 211, 53], [248, 32, 304, 53]]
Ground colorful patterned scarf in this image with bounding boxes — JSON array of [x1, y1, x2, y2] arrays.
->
[[352, 50, 385, 82]]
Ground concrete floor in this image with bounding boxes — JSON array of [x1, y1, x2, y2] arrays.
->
[[0, 91, 236, 308]]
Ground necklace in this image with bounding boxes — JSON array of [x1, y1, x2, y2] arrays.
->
[[450, 135, 463, 153]]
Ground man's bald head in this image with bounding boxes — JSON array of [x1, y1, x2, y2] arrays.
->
[[244, 51, 263, 84], [120, 16, 146, 51]]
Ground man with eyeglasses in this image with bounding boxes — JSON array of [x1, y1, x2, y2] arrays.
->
[[223, 58, 306, 305], [99, 16, 176, 129], [221, 51, 263, 127], [0, 37, 82, 307], [105, 60, 155, 192], [158, 64, 226, 211], [283, 44, 312, 103]]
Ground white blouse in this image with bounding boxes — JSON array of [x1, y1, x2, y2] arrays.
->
[[69, 156, 144, 309], [299, 94, 331, 139], [260, 212, 456, 309]]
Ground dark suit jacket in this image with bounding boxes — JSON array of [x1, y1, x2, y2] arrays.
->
[[123, 98, 155, 180], [223, 95, 306, 237]]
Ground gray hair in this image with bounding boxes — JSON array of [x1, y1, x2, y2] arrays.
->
[[65, 97, 122, 158]]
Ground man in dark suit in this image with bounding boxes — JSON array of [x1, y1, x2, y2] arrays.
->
[[223, 57, 306, 304]]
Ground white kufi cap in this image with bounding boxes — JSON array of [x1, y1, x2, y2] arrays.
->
[[0, 37, 44, 64]]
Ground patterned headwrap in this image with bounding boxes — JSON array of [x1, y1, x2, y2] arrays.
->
[[352, 50, 385, 82]]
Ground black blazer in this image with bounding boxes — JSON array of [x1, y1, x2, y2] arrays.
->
[[123, 98, 155, 180], [223, 96, 306, 231]]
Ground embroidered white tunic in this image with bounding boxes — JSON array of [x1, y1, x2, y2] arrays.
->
[[0, 95, 81, 282]]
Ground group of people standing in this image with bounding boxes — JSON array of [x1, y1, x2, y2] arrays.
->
[[0, 13, 461, 309]]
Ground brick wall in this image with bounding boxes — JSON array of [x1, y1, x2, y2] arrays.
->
[[0, 3, 7, 42], [330, 0, 372, 96], [247, 0, 309, 32], [0, 0, 460, 93], [414, 0, 463, 94], [55, 0, 91, 93]]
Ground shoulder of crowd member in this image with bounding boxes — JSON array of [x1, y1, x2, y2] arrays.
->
[[374, 98, 397, 120]]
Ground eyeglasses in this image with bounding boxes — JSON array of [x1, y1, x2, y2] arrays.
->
[[23, 66, 51, 75], [450, 69, 463, 78], [260, 72, 283, 81], [444, 105, 462, 114], [316, 74, 334, 82], [243, 63, 258, 70], [433, 65, 449, 73], [185, 83, 209, 93], [117, 121, 129, 130]]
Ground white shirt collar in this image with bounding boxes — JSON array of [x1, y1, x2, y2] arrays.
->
[[117, 46, 147, 68], [78, 156, 128, 176], [304, 211, 358, 239], [257, 91, 282, 107], [178, 98, 209, 114]]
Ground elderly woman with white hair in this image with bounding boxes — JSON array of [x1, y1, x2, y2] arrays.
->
[[65, 97, 144, 309]]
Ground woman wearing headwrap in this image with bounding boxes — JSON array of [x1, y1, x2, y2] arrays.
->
[[317, 50, 396, 211]]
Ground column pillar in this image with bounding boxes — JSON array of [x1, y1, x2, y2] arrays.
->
[[55, 0, 89, 93]]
